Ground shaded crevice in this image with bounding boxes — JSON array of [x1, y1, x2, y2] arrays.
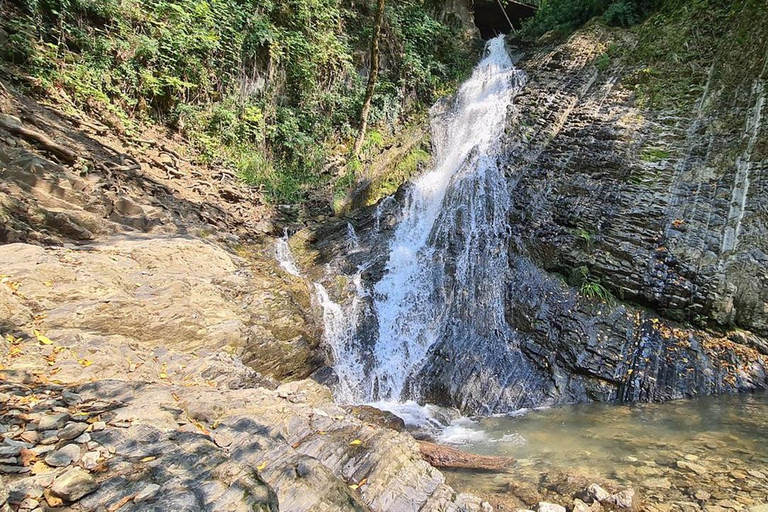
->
[[471, 0, 536, 39]]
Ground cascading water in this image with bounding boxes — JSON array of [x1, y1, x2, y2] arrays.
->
[[275, 36, 526, 413], [345, 35, 526, 403]]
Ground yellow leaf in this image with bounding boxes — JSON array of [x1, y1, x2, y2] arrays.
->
[[31, 461, 52, 475], [5, 334, 20, 344], [256, 461, 267, 471], [33, 330, 53, 345], [79, 359, 93, 367], [349, 439, 362, 446], [140, 456, 156, 462], [349, 484, 359, 490], [43, 281, 53, 287], [159, 372, 167, 379]]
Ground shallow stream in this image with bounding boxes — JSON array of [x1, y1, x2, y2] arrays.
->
[[439, 393, 768, 510]]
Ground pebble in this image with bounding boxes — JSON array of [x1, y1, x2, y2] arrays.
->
[[588, 483, 611, 502], [29, 445, 54, 457], [37, 414, 69, 431], [58, 422, 88, 441], [0, 446, 21, 457], [51, 468, 98, 501], [609, 489, 635, 509], [0, 465, 30, 474], [80, 452, 100, 471], [695, 490, 712, 501], [90, 421, 106, 432], [644, 477, 672, 489], [44, 444, 81, 467], [19, 432, 39, 444], [18, 497, 39, 510], [134, 483, 161, 503], [538, 502, 566, 512], [74, 432, 91, 444], [747, 470, 766, 480], [3, 438, 33, 449]]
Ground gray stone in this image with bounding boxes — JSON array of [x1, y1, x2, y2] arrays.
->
[[74, 432, 91, 444], [133, 483, 161, 503], [0, 446, 20, 457], [57, 422, 88, 441], [51, 468, 98, 502], [37, 414, 69, 431], [44, 444, 81, 467]]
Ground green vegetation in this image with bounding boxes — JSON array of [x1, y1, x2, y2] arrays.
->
[[640, 147, 670, 162], [580, 279, 613, 302], [0, 0, 474, 204], [568, 265, 614, 303], [521, 0, 660, 39], [624, 0, 768, 112]]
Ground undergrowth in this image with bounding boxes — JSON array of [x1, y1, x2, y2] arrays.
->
[[0, 0, 475, 204]]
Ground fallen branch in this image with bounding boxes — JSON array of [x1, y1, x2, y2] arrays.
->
[[418, 441, 513, 471], [0, 114, 76, 164]]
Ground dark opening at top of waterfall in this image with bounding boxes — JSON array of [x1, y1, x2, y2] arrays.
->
[[471, 0, 537, 39]]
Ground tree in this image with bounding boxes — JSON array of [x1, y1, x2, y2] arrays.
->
[[353, 0, 385, 158]]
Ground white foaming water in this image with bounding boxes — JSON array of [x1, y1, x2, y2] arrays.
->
[[275, 37, 526, 434], [346, 222, 361, 252], [350, 35, 526, 402], [275, 230, 303, 277]]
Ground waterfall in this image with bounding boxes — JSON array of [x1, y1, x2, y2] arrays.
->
[[339, 35, 526, 403], [275, 229, 303, 277], [275, 36, 525, 409]]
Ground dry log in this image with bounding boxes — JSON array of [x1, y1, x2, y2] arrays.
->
[[418, 441, 513, 471]]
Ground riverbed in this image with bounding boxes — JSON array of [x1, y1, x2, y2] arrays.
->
[[439, 393, 768, 511]]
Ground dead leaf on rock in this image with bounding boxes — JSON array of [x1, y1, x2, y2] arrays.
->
[[349, 439, 362, 446], [31, 460, 52, 475], [19, 448, 36, 466], [33, 329, 54, 345], [107, 495, 134, 512]]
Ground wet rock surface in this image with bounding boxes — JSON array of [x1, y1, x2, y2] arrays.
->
[[304, 22, 768, 415]]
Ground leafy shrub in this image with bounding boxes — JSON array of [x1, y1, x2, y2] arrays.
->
[[0, 0, 474, 204], [521, 0, 660, 39]]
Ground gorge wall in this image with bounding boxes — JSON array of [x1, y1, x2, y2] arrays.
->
[[299, 1, 768, 414]]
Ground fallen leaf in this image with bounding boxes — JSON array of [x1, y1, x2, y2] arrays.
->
[[19, 448, 36, 466], [107, 495, 134, 512], [349, 484, 359, 490], [256, 461, 267, 471], [31, 460, 52, 475], [349, 439, 362, 446], [33, 329, 53, 345], [79, 359, 93, 367], [140, 456, 156, 462]]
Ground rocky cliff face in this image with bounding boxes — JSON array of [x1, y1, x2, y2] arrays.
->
[[304, 3, 768, 414]]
